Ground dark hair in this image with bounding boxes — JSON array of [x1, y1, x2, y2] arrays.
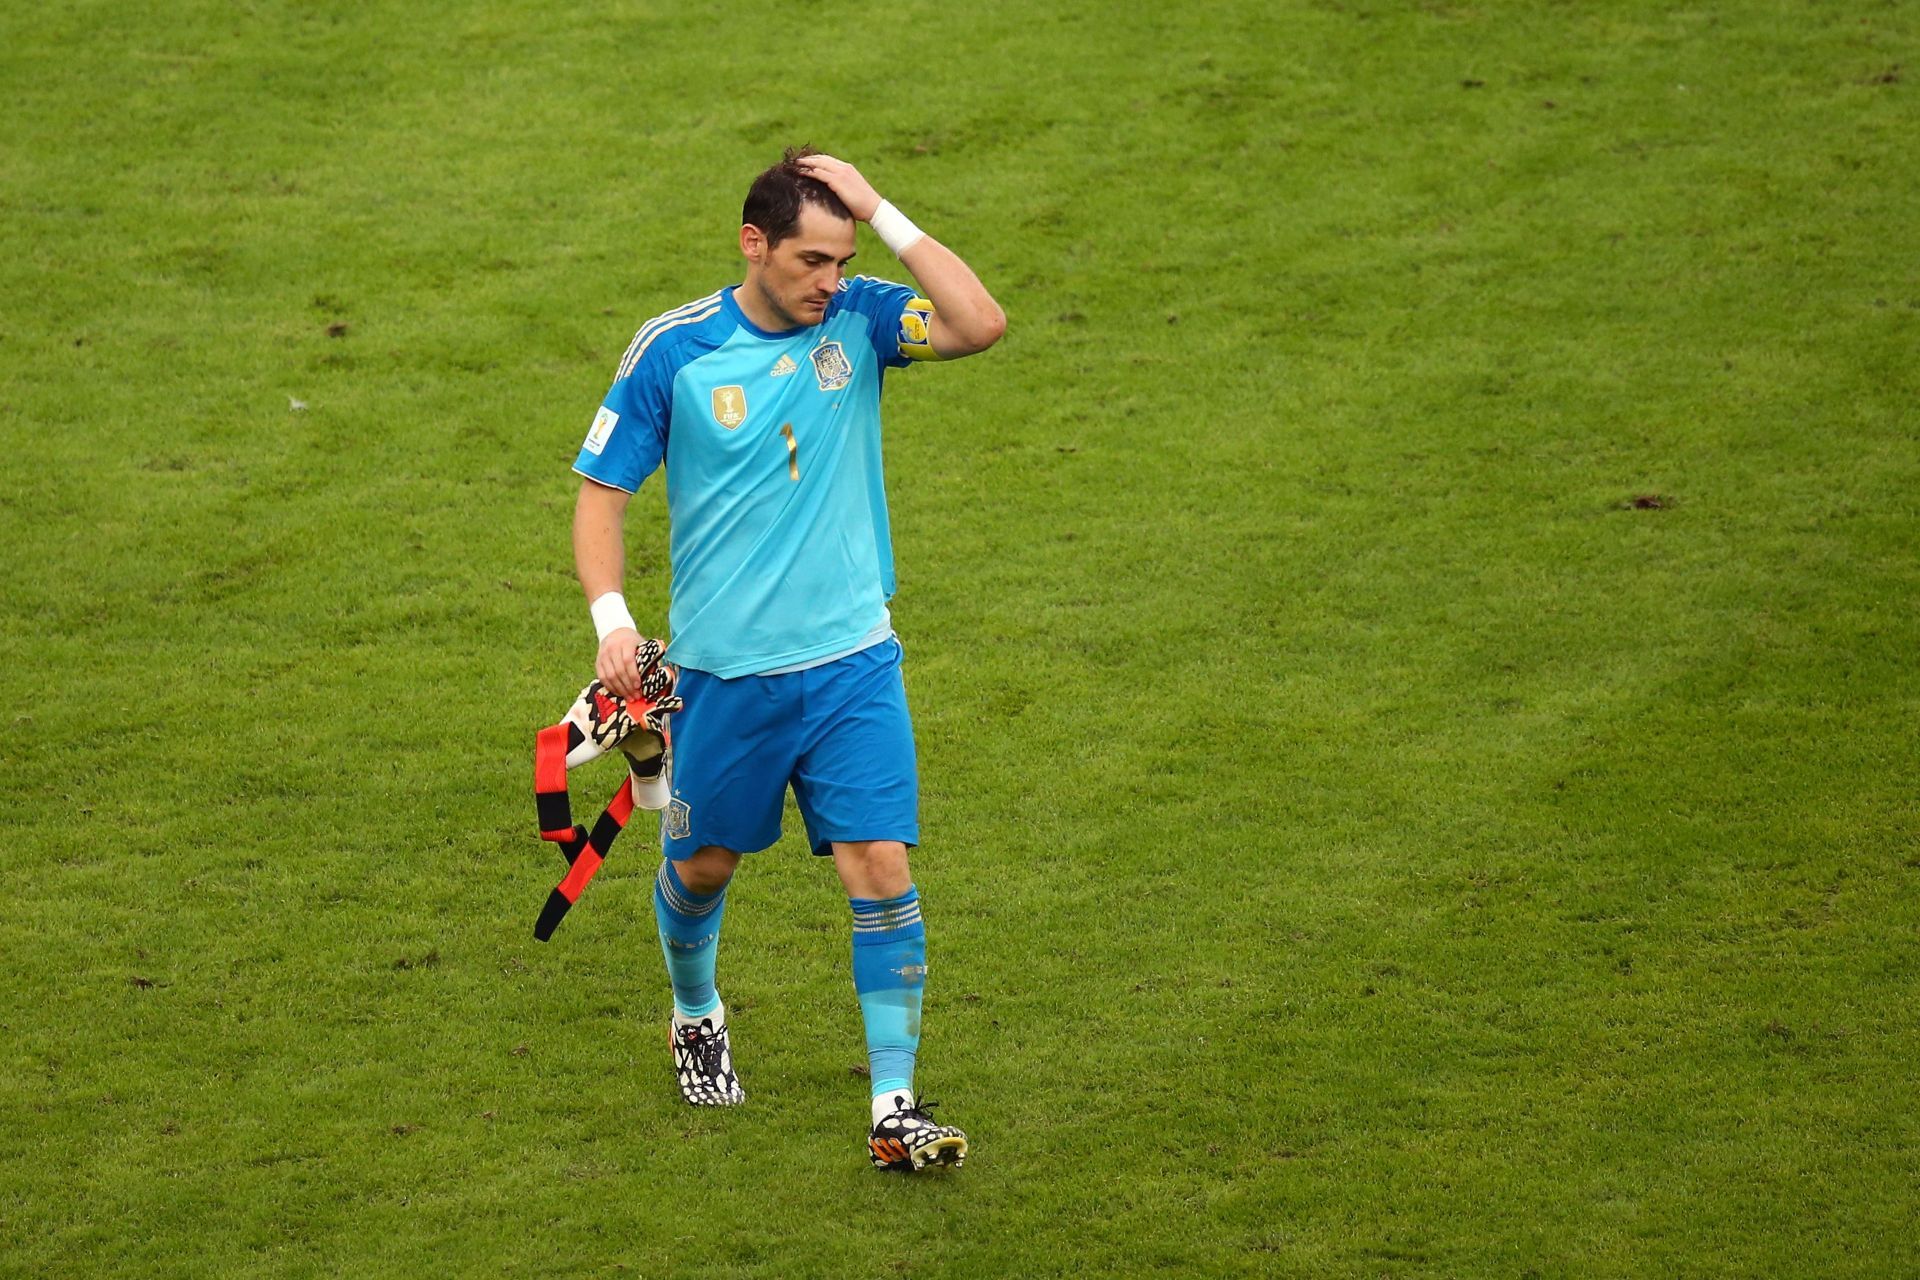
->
[[742, 146, 852, 247]]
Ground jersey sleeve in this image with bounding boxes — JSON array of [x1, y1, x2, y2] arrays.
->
[[572, 343, 674, 493], [840, 275, 942, 369]]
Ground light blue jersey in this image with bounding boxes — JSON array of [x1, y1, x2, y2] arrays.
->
[[573, 277, 938, 678]]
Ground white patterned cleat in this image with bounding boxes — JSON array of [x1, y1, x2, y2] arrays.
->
[[868, 1093, 967, 1171], [670, 1007, 745, 1106]]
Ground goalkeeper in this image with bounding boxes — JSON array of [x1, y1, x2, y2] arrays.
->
[[569, 148, 1005, 1171]]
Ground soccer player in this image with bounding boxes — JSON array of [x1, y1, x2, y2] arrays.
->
[[569, 149, 1005, 1171]]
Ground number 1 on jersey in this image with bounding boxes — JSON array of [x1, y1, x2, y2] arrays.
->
[[780, 423, 799, 481]]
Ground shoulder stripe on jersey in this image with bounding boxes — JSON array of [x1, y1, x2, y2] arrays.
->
[[612, 300, 699, 380], [624, 289, 722, 349], [615, 290, 723, 379], [617, 304, 722, 380], [615, 290, 725, 380]]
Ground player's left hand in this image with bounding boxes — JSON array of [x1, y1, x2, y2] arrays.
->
[[793, 154, 882, 222]]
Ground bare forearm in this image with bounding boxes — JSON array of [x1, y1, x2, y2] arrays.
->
[[575, 479, 654, 697], [573, 480, 629, 603], [898, 235, 1006, 355]]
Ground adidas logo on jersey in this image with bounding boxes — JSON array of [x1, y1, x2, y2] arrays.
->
[[769, 354, 798, 378]]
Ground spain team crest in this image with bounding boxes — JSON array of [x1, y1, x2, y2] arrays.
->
[[711, 385, 747, 429], [809, 342, 853, 392]]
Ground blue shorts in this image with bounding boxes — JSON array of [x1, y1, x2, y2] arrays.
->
[[662, 638, 919, 859]]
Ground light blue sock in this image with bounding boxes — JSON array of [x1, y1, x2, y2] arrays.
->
[[654, 860, 726, 1019], [850, 887, 926, 1100]]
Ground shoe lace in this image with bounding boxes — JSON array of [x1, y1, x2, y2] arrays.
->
[[680, 1026, 727, 1078], [896, 1099, 944, 1126]]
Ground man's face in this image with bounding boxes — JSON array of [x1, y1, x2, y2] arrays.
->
[[742, 203, 857, 330]]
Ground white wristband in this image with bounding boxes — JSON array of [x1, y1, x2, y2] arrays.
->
[[589, 592, 638, 643], [869, 200, 925, 256]]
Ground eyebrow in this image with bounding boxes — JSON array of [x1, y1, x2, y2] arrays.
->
[[801, 249, 857, 265]]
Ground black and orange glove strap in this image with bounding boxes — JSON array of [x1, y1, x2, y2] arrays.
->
[[532, 720, 638, 942]]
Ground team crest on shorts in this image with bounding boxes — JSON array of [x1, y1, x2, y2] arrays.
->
[[666, 798, 692, 840], [711, 385, 747, 429], [809, 342, 852, 391]]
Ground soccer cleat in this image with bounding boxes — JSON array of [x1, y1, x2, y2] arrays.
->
[[868, 1095, 967, 1171], [670, 1009, 745, 1106]]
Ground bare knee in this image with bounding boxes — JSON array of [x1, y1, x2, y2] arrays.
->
[[831, 840, 912, 900], [676, 845, 742, 895]]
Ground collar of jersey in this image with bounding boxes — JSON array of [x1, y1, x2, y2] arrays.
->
[[723, 284, 835, 342]]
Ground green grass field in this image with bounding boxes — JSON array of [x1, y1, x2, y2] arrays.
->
[[3, 0, 1917, 1275]]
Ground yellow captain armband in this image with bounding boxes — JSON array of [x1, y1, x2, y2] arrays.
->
[[897, 298, 941, 362]]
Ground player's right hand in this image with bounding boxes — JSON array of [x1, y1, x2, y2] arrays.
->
[[793, 154, 882, 222], [596, 627, 646, 700]]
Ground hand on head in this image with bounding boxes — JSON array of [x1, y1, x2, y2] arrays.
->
[[793, 154, 882, 222]]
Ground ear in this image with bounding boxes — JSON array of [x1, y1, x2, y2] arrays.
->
[[740, 223, 767, 265]]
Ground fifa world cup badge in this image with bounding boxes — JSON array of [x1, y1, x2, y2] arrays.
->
[[711, 385, 747, 429]]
